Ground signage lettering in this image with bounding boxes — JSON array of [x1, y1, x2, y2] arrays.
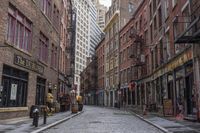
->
[[14, 55, 44, 74]]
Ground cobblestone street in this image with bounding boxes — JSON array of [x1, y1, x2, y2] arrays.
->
[[43, 106, 163, 133]]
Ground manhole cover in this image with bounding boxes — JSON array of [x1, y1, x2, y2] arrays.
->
[[113, 113, 131, 116], [89, 121, 102, 124], [165, 126, 183, 128]]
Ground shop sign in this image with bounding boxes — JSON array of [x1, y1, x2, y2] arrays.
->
[[10, 84, 17, 100], [14, 54, 44, 74], [166, 50, 192, 72], [163, 99, 173, 116], [152, 50, 192, 80]]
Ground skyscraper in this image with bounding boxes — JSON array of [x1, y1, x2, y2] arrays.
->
[[72, 0, 103, 95], [91, 0, 107, 29]]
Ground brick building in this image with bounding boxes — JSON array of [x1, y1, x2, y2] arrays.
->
[[104, 0, 140, 107], [119, 0, 148, 108], [174, 0, 200, 120], [118, 0, 196, 120], [58, 0, 75, 102], [80, 56, 98, 105], [0, 0, 73, 119], [95, 37, 105, 106]]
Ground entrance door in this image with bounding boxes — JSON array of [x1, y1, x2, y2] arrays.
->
[[35, 77, 46, 105], [167, 81, 173, 100], [186, 74, 195, 115], [167, 81, 174, 115], [110, 91, 113, 107]]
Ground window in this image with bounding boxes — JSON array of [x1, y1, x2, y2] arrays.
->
[[155, 46, 158, 68], [39, 33, 49, 63], [164, 0, 169, 19], [149, 3, 152, 19], [53, 4, 59, 29], [40, 0, 51, 18], [153, 0, 157, 13], [7, 5, 32, 52], [150, 24, 153, 42], [172, 0, 177, 8], [128, 2, 135, 13], [51, 44, 57, 68], [160, 40, 164, 64], [165, 31, 170, 60], [158, 7, 162, 28], [154, 16, 157, 32]]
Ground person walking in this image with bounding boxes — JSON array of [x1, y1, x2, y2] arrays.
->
[[47, 89, 54, 116]]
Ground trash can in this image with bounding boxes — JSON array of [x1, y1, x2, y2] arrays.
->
[[71, 103, 78, 113], [114, 101, 118, 108], [30, 105, 39, 118]]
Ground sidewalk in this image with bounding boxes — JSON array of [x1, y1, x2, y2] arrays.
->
[[0, 111, 82, 133], [129, 107, 200, 133]]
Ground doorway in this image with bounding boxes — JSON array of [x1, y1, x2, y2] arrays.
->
[[185, 73, 196, 116], [35, 77, 46, 105]]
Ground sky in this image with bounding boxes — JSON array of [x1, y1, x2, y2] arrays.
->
[[99, 0, 111, 8]]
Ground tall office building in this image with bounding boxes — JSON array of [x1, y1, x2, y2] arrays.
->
[[72, 0, 103, 94], [89, 0, 103, 57], [91, 0, 107, 29]]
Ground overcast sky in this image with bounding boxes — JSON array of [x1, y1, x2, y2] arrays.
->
[[99, 0, 111, 8]]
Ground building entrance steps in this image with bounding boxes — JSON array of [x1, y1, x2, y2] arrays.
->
[[127, 107, 200, 133], [0, 111, 83, 133]]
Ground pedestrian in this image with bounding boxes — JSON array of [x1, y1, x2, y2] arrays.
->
[[123, 95, 126, 109], [47, 89, 54, 116]]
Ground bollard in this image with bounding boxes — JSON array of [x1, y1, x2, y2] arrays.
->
[[32, 108, 39, 127], [43, 107, 47, 124]]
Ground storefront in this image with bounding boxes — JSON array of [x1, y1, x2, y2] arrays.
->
[[0, 65, 28, 107], [184, 63, 196, 118], [149, 48, 195, 118]]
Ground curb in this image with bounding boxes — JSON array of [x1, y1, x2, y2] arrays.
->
[[129, 111, 172, 133], [31, 111, 84, 133]]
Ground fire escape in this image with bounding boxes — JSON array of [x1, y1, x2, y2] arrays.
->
[[174, 0, 200, 44], [129, 28, 146, 80], [65, 7, 76, 89]]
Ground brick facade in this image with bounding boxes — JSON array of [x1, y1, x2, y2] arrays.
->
[[96, 38, 105, 106], [80, 57, 97, 105], [0, 0, 73, 119]]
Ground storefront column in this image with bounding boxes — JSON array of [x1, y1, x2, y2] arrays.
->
[[172, 70, 177, 116], [135, 87, 137, 106], [130, 90, 133, 106], [144, 83, 147, 105], [193, 56, 200, 119]]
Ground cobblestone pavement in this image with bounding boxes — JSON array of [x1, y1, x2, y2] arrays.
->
[[43, 106, 164, 133]]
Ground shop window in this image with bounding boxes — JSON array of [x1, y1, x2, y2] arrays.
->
[[0, 65, 28, 107]]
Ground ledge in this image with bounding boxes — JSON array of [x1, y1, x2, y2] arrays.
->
[[0, 107, 29, 113]]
